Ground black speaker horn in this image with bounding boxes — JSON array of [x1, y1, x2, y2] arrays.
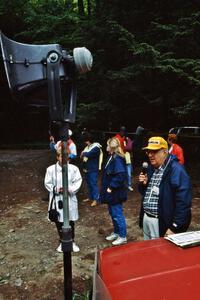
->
[[0, 32, 93, 122]]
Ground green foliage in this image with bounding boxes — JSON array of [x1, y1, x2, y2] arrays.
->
[[76, 101, 116, 129], [0, 0, 28, 36], [16, 0, 78, 44]]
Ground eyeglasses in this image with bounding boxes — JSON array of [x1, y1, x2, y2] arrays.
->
[[145, 149, 162, 155]]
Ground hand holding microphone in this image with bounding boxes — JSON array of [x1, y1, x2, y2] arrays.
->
[[141, 162, 148, 175], [139, 162, 148, 185]]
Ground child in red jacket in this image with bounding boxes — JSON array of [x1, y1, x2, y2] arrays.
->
[[168, 134, 184, 165]]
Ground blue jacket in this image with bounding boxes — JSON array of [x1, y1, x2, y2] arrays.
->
[[100, 154, 127, 205], [83, 145, 100, 172], [139, 155, 192, 236]]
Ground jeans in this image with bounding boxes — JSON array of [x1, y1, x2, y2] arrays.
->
[[108, 203, 127, 238], [85, 171, 99, 201], [126, 164, 132, 187]]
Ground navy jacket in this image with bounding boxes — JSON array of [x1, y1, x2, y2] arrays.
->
[[139, 155, 192, 236], [83, 145, 100, 173], [100, 154, 127, 205]]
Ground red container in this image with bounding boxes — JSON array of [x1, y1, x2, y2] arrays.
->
[[93, 239, 200, 300]]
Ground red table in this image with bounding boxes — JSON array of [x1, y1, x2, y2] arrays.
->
[[95, 238, 200, 300]]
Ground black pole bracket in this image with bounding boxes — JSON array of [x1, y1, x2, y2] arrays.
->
[[61, 227, 73, 252]]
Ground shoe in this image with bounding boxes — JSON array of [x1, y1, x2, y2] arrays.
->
[[128, 186, 133, 191], [56, 243, 80, 253], [72, 242, 80, 253], [112, 237, 127, 246], [56, 243, 62, 253], [105, 232, 119, 241], [83, 198, 90, 202], [91, 200, 97, 207]]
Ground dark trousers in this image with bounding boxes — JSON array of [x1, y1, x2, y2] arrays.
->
[[55, 220, 75, 240], [85, 171, 99, 201]]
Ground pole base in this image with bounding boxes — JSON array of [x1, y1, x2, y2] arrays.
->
[[61, 227, 73, 252]]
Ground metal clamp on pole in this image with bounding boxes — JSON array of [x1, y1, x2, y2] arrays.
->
[[46, 51, 63, 121]]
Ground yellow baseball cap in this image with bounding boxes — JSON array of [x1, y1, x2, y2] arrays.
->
[[143, 136, 168, 150]]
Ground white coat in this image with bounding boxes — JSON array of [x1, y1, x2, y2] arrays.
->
[[44, 162, 82, 222]]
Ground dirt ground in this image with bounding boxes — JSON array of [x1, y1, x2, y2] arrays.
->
[[0, 149, 199, 300]]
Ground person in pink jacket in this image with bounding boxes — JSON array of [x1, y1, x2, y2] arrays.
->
[[168, 134, 184, 165]]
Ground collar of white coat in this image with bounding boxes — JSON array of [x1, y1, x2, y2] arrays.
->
[[56, 161, 70, 172]]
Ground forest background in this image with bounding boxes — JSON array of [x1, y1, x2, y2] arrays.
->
[[0, 0, 200, 143]]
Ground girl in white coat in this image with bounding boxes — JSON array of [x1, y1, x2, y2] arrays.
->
[[44, 150, 82, 252]]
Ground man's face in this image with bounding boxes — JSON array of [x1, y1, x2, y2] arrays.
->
[[146, 149, 167, 168]]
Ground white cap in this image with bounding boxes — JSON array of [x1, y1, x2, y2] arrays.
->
[[68, 129, 72, 136]]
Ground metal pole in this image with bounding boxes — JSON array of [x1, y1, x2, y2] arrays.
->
[[60, 122, 73, 300]]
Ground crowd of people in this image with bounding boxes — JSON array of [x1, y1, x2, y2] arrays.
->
[[44, 125, 192, 252]]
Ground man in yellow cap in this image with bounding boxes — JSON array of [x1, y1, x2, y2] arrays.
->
[[138, 136, 191, 240]]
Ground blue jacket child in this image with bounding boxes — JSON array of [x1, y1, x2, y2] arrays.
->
[[100, 141, 128, 246], [100, 154, 127, 205], [81, 133, 103, 206]]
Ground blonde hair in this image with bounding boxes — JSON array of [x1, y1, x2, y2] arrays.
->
[[107, 137, 125, 157]]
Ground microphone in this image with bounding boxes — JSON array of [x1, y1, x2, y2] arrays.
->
[[141, 162, 148, 175]]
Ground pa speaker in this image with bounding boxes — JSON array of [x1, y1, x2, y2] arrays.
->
[[0, 32, 92, 122]]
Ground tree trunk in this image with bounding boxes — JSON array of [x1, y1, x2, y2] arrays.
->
[[87, 0, 91, 16], [95, 0, 100, 16], [78, 0, 85, 16]]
